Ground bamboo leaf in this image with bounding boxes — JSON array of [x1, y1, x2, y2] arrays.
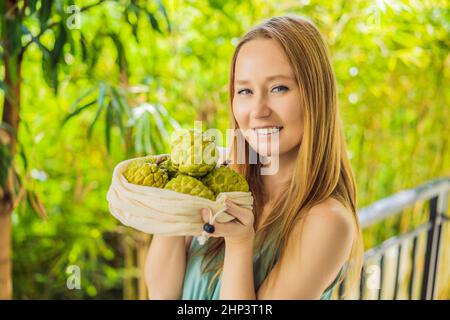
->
[[41, 53, 53, 88], [110, 86, 131, 118], [105, 103, 113, 154], [110, 94, 125, 137], [55, 0, 64, 14], [146, 12, 162, 34], [28, 0, 38, 15], [148, 116, 165, 153], [88, 33, 102, 71], [47, 23, 68, 92], [61, 100, 96, 126], [152, 104, 169, 139], [87, 103, 106, 139], [38, 0, 53, 30], [143, 113, 153, 154], [18, 141, 28, 170], [134, 116, 144, 153], [157, 103, 181, 130], [156, 0, 171, 33], [52, 23, 68, 63], [66, 26, 76, 57], [68, 87, 96, 110], [108, 33, 128, 76], [97, 82, 107, 109], [5, 15, 22, 57], [79, 33, 88, 62], [87, 83, 107, 139], [125, 3, 140, 42]]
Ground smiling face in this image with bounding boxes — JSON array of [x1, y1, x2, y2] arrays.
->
[[232, 38, 304, 158]]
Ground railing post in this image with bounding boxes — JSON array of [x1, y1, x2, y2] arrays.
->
[[421, 194, 444, 300], [431, 191, 448, 298]]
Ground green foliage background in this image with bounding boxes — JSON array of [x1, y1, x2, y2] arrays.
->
[[1, 0, 449, 299]]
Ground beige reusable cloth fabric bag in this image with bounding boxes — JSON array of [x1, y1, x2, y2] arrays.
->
[[106, 156, 254, 244]]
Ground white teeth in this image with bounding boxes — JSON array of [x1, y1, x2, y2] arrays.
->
[[253, 127, 281, 135]]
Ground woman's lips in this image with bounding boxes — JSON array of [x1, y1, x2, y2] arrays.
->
[[252, 126, 283, 136]]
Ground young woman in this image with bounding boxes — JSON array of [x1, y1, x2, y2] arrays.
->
[[145, 15, 364, 300]]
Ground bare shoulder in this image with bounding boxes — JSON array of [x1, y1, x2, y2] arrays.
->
[[304, 198, 353, 231], [290, 197, 355, 249], [291, 197, 355, 275]]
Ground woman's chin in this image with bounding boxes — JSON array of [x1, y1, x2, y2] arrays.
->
[[248, 133, 282, 157], [251, 143, 280, 158]]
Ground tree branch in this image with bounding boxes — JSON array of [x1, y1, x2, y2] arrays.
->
[[80, 0, 109, 13]]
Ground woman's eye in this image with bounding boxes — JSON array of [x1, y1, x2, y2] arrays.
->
[[237, 89, 252, 95], [272, 85, 288, 93]]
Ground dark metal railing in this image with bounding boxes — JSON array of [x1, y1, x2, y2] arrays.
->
[[338, 177, 450, 300]]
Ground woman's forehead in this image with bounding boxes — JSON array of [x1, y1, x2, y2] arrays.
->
[[234, 39, 294, 81]]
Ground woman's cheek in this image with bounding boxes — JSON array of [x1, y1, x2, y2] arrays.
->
[[285, 118, 304, 150], [232, 104, 249, 128]]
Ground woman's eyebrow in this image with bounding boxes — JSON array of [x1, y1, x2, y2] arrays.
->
[[235, 74, 294, 84]]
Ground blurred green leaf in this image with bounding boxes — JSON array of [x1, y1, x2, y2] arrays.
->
[[79, 33, 88, 62], [5, 15, 22, 57], [108, 33, 128, 76], [28, 0, 39, 15], [146, 11, 162, 34], [105, 102, 113, 154], [61, 100, 96, 126], [87, 83, 108, 139], [38, 0, 53, 30], [156, 0, 171, 33]]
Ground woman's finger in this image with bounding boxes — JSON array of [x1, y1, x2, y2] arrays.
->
[[225, 200, 253, 225], [200, 208, 210, 223], [206, 220, 241, 238]]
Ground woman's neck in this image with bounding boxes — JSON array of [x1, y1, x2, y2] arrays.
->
[[260, 146, 299, 202]]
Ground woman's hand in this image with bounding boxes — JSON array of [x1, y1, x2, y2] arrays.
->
[[200, 200, 255, 245]]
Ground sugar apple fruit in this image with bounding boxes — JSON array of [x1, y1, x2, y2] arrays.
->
[[123, 160, 169, 188], [125, 154, 168, 171], [164, 174, 215, 201], [159, 157, 178, 179], [202, 166, 250, 196], [171, 130, 218, 177]]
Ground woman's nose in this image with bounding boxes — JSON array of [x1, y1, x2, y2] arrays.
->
[[250, 95, 272, 119]]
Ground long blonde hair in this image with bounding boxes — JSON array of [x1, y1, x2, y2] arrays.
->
[[194, 15, 364, 298]]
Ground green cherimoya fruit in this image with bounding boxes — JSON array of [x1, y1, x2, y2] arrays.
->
[[123, 161, 169, 188], [202, 166, 250, 195], [159, 157, 178, 179], [164, 174, 215, 201], [125, 154, 165, 171], [171, 130, 218, 177]]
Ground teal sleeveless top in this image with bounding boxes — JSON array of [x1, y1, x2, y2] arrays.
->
[[182, 236, 344, 300]]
